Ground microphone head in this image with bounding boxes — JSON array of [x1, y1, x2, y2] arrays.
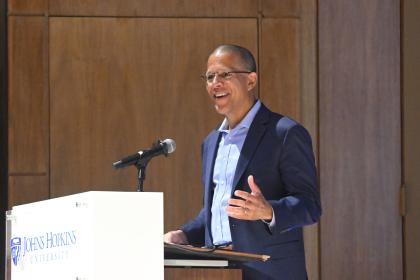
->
[[162, 139, 176, 154]]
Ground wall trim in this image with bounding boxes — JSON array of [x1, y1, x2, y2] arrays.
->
[[0, 0, 8, 279]]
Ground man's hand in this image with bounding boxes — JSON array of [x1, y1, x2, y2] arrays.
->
[[164, 230, 188, 244], [226, 175, 273, 221]]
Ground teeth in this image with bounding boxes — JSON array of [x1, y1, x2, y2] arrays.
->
[[214, 92, 228, 98]]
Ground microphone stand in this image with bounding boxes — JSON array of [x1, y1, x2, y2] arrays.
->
[[129, 140, 169, 192], [135, 159, 150, 192]]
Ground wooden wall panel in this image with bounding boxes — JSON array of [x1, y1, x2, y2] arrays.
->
[[8, 175, 49, 207], [6, 2, 320, 278], [300, 1, 319, 279], [261, 0, 300, 18], [300, 0, 317, 137], [260, 18, 300, 120], [7, 0, 47, 15], [8, 16, 48, 174], [1, 0, 8, 277], [165, 268, 241, 279], [319, 1, 402, 279], [49, 18, 257, 231], [8, 0, 303, 18], [49, 0, 258, 17], [260, 6, 319, 279], [403, 0, 420, 279]]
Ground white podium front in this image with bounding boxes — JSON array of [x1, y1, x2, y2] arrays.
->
[[6, 191, 163, 280]]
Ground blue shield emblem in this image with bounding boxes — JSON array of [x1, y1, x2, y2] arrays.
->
[[10, 237, 22, 266]]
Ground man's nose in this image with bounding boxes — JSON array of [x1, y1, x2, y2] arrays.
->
[[210, 79, 224, 90]]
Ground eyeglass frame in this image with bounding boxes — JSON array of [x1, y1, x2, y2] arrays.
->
[[200, 71, 253, 84]]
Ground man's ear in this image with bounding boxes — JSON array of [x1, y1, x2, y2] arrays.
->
[[247, 72, 258, 91]]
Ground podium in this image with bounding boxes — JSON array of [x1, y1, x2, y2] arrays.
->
[[5, 191, 164, 280], [5, 191, 268, 280]]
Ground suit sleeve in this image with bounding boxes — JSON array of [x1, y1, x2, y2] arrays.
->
[[180, 208, 206, 246], [269, 120, 322, 234]]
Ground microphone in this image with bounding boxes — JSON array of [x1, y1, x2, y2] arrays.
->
[[113, 139, 176, 169]]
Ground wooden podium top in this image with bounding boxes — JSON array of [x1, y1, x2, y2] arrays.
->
[[164, 242, 270, 263], [164, 243, 254, 280]]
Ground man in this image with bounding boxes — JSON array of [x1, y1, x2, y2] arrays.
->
[[164, 45, 321, 280]]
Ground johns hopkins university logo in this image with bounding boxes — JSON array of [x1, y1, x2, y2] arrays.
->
[[9, 231, 77, 268], [11, 237, 22, 266]]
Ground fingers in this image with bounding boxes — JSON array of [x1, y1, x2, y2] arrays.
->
[[233, 176, 261, 199], [232, 190, 259, 202], [225, 175, 273, 221], [248, 175, 261, 195], [227, 198, 247, 208], [164, 230, 188, 244], [226, 205, 245, 216], [226, 194, 263, 220], [226, 205, 251, 220]]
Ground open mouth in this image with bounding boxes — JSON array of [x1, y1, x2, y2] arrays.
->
[[214, 92, 229, 99]]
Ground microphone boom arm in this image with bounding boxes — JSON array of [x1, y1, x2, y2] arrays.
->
[[113, 139, 176, 192]]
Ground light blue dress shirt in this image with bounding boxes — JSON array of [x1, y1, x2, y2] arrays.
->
[[211, 101, 261, 246]]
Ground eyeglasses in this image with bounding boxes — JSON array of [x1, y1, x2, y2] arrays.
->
[[201, 71, 252, 84]]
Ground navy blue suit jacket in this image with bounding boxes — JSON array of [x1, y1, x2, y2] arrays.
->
[[181, 104, 321, 280]]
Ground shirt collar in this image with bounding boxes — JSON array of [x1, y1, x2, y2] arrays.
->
[[218, 100, 261, 133]]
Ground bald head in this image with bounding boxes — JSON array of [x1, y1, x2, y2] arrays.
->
[[210, 45, 257, 73]]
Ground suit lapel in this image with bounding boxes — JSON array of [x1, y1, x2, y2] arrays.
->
[[203, 129, 221, 244], [231, 105, 270, 194], [204, 130, 221, 192]]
